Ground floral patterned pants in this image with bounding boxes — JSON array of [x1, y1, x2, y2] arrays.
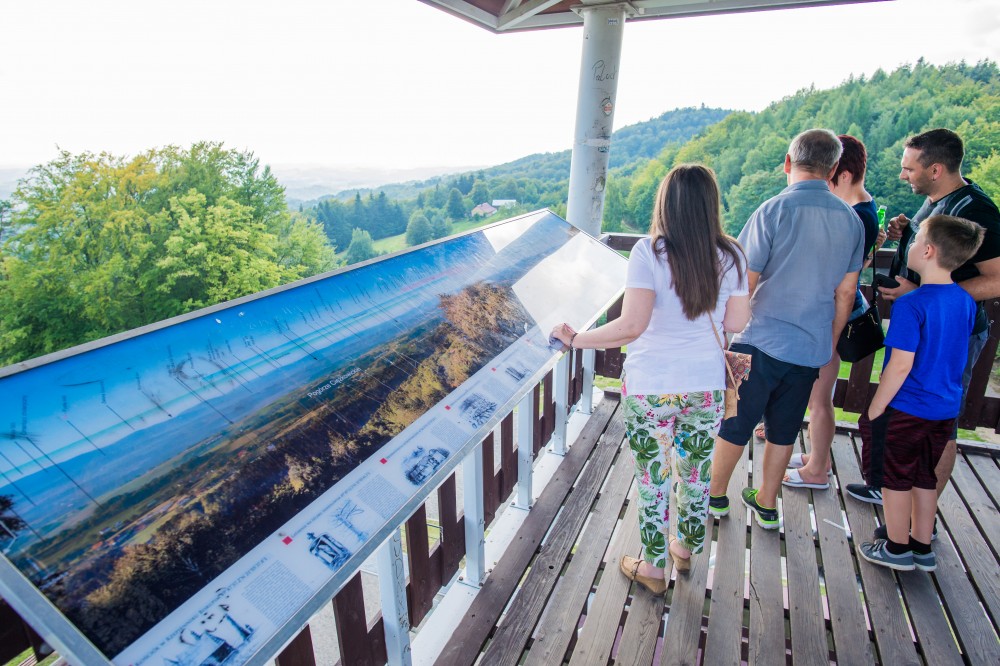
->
[[622, 388, 724, 566]]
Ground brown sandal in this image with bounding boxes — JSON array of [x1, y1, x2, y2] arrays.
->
[[668, 536, 691, 574], [619, 555, 667, 594]]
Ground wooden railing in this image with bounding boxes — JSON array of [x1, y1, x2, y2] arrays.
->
[[6, 235, 998, 666]]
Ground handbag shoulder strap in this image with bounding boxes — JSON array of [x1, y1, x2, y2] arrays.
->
[[708, 312, 738, 387]]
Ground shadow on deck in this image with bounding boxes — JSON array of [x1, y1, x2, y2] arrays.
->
[[438, 391, 1000, 665]]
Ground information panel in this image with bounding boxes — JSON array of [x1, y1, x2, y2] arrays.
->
[[0, 210, 627, 665]]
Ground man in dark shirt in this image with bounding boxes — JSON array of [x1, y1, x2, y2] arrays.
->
[[848, 128, 1000, 505]]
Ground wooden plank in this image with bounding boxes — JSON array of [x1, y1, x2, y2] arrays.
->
[[569, 483, 640, 665], [615, 558, 668, 666], [332, 573, 376, 665], [781, 435, 828, 666], [522, 429, 634, 666], [965, 453, 1000, 511], [747, 436, 785, 664], [703, 439, 749, 666], [896, 564, 964, 666], [927, 526, 1000, 665], [659, 521, 712, 665], [948, 455, 1000, 559], [533, 383, 544, 455], [937, 481, 1000, 624], [275, 625, 316, 666], [832, 433, 919, 664], [842, 355, 876, 414], [405, 505, 435, 627], [478, 410, 629, 666], [810, 439, 875, 665], [435, 397, 619, 665]]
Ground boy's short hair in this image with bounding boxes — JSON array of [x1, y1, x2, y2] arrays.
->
[[923, 214, 985, 271]]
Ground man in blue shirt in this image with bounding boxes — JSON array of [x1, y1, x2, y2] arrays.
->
[[709, 129, 865, 528]]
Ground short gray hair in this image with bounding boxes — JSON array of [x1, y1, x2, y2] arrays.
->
[[788, 129, 842, 174]]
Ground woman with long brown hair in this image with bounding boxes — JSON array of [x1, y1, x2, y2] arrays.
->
[[551, 164, 749, 591]]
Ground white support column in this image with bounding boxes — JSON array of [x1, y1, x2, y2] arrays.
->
[[580, 348, 596, 415], [550, 353, 570, 455], [515, 392, 536, 509], [461, 441, 486, 587], [377, 528, 413, 666], [566, 3, 628, 237]]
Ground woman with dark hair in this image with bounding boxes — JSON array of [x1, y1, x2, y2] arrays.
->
[[550, 164, 750, 591], [781, 134, 885, 489]]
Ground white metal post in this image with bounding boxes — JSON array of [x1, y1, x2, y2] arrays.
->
[[515, 392, 535, 509], [377, 528, 413, 666], [462, 441, 486, 587], [566, 3, 628, 237], [550, 353, 570, 455]]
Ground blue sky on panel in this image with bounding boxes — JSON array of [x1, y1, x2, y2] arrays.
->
[[0, 0, 997, 173]]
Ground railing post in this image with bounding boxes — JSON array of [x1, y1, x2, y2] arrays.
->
[[377, 528, 412, 666], [580, 348, 596, 415], [515, 392, 535, 509], [551, 353, 570, 455], [462, 440, 486, 587]]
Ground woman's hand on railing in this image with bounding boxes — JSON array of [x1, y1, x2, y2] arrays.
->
[[549, 323, 576, 351]]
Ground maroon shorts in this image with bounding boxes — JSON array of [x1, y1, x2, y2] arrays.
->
[[858, 407, 952, 491]]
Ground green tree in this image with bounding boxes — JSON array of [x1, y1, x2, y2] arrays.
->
[[0, 145, 335, 366], [344, 228, 378, 264], [406, 212, 433, 246], [429, 210, 451, 240], [470, 180, 491, 205], [447, 188, 466, 220]]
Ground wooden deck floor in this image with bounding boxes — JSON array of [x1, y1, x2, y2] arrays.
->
[[437, 392, 1000, 665]]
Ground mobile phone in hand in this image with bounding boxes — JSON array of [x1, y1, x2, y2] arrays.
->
[[873, 272, 899, 289]]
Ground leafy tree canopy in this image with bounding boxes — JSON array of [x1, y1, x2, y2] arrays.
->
[[0, 143, 336, 366]]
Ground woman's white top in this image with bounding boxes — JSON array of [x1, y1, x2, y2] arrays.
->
[[622, 237, 749, 395]]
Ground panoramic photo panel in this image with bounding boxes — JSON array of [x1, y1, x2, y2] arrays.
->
[[0, 210, 627, 666]]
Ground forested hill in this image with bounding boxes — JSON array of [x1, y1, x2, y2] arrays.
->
[[316, 106, 731, 204], [606, 59, 1000, 235]]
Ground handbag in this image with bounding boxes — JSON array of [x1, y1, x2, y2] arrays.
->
[[709, 314, 752, 419], [837, 298, 885, 363]]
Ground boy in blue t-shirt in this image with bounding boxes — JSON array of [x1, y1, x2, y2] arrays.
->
[[857, 214, 984, 572]]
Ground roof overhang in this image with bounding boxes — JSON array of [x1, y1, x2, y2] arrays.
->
[[418, 0, 891, 33]]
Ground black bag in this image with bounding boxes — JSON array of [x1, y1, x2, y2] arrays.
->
[[837, 303, 884, 363]]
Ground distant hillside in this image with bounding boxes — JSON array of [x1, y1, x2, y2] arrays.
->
[[606, 60, 1000, 234], [310, 106, 731, 204]]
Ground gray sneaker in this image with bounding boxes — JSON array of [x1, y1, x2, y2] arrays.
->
[[912, 550, 937, 572], [859, 539, 914, 571]]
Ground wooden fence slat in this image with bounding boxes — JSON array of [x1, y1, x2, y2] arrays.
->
[[332, 573, 376, 665], [482, 431, 498, 525], [782, 435, 829, 666], [569, 483, 639, 665], [437, 473, 464, 576], [500, 412, 517, 499], [833, 434, 919, 665], [405, 505, 435, 627], [703, 439, 749, 666], [533, 383, 544, 455], [543, 371, 555, 445], [522, 430, 634, 666], [275, 624, 316, 666]]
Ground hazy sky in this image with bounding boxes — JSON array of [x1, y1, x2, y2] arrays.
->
[[1, 0, 998, 172]]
